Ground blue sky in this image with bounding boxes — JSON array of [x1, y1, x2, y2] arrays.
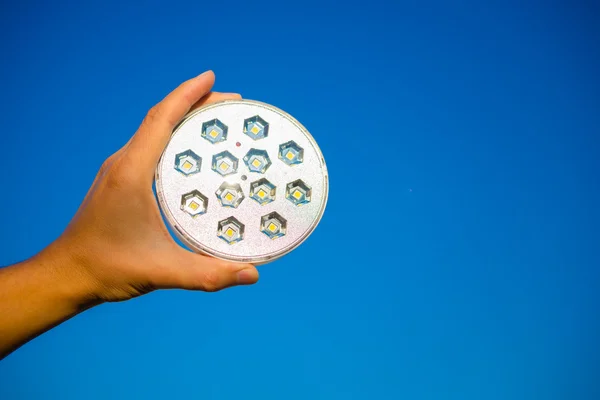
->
[[0, 1, 599, 399]]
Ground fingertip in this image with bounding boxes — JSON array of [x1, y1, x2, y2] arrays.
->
[[190, 70, 215, 89], [197, 70, 215, 79], [236, 267, 259, 285]]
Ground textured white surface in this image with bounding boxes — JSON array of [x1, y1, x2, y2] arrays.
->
[[155, 100, 328, 263]]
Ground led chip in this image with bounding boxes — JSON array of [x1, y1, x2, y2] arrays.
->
[[250, 178, 276, 205], [260, 212, 287, 239], [286, 179, 311, 206], [212, 151, 238, 176], [279, 141, 304, 166], [244, 116, 269, 140], [180, 190, 208, 217], [215, 182, 244, 208], [201, 119, 228, 144], [174, 150, 202, 176], [243, 149, 271, 174], [217, 217, 245, 245]]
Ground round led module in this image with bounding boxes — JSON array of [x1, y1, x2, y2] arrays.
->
[[155, 100, 328, 264]]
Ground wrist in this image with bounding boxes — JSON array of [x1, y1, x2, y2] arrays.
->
[[36, 241, 106, 311]]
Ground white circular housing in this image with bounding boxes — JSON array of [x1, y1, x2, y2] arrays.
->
[[155, 100, 328, 264]]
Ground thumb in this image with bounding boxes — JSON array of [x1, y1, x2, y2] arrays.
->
[[154, 249, 259, 292]]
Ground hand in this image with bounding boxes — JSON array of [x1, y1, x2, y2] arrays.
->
[[0, 71, 259, 358], [43, 70, 260, 302]]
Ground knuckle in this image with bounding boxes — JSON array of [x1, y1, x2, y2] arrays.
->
[[143, 105, 163, 127], [98, 151, 119, 175], [104, 169, 125, 190], [201, 271, 222, 292], [98, 158, 113, 176], [146, 105, 160, 119], [104, 161, 137, 190]]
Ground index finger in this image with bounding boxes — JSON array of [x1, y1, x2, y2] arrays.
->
[[127, 71, 216, 174]]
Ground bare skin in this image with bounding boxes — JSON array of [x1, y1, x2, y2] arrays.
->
[[0, 71, 259, 359]]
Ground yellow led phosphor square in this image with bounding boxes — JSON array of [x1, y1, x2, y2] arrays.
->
[[157, 100, 328, 264]]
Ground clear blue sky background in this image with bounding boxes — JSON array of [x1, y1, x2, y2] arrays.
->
[[1, 1, 599, 399]]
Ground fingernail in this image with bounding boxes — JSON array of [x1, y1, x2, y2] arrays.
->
[[236, 269, 257, 285], [198, 70, 213, 78]]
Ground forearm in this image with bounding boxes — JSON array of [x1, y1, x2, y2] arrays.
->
[[0, 245, 101, 359]]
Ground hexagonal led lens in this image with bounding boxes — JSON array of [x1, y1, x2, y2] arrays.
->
[[180, 190, 208, 217], [286, 179, 311, 206], [243, 149, 272, 174], [243, 115, 269, 140], [278, 141, 304, 166], [212, 151, 238, 176], [215, 182, 244, 208], [174, 150, 202, 176], [201, 119, 228, 144], [217, 216, 244, 245], [260, 212, 287, 239], [249, 178, 276, 205]]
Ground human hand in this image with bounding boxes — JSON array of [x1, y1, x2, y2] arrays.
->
[[43, 71, 260, 303]]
